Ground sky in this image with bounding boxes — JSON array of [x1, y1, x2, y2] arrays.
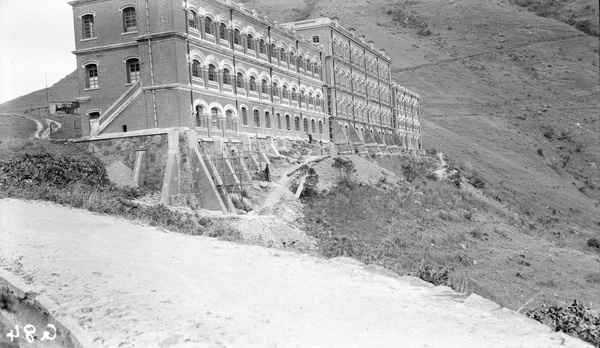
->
[[0, 0, 76, 104]]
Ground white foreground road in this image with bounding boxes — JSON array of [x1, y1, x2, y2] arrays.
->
[[0, 199, 591, 348]]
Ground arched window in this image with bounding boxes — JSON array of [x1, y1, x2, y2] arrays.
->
[[259, 39, 266, 54], [291, 88, 297, 101], [204, 17, 213, 35], [241, 107, 248, 126], [222, 69, 231, 85], [303, 118, 309, 132], [233, 29, 241, 45], [282, 85, 288, 99], [211, 107, 220, 129], [226, 110, 234, 130], [192, 60, 201, 78], [195, 105, 203, 127], [272, 82, 278, 97], [300, 91, 305, 104], [122, 7, 137, 32], [219, 23, 227, 40], [318, 120, 323, 134], [308, 92, 313, 106], [188, 11, 198, 29], [208, 64, 216, 82], [276, 113, 282, 129], [261, 79, 268, 94], [311, 119, 316, 133], [126, 58, 140, 83], [82, 14, 95, 39], [297, 56, 303, 69], [253, 109, 260, 127], [246, 34, 254, 50], [294, 116, 300, 131], [270, 44, 277, 58], [249, 76, 257, 91], [85, 64, 98, 89], [286, 115, 291, 130], [289, 51, 295, 66], [236, 72, 244, 88], [265, 111, 271, 128]]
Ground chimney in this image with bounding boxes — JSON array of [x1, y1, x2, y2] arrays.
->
[[358, 35, 365, 43], [367, 40, 374, 49], [348, 28, 356, 37]]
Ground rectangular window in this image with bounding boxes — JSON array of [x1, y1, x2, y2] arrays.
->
[[127, 60, 140, 83], [312, 35, 319, 43], [86, 65, 99, 89], [82, 14, 95, 39], [123, 8, 137, 32]]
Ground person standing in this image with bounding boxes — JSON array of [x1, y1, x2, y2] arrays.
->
[[264, 164, 270, 182]]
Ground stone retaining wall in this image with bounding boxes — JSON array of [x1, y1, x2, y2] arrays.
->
[[86, 134, 169, 190]]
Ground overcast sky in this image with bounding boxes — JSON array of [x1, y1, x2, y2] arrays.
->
[[0, 0, 75, 104]]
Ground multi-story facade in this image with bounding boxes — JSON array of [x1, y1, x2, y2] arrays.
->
[[69, 0, 421, 151]]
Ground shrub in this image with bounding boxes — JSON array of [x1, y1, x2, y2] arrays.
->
[[525, 300, 600, 346], [588, 238, 600, 249], [0, 153, 110, 189], [537, 148, 544, 157], [402, 158, 430, 183], [414, 262, 451, 286], [331, 157, 356, 179]]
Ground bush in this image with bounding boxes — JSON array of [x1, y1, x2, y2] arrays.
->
[[0, 153, 110, 189], [525, 300, 600, 346], [588, 238, 600, 249], [331, 157, 356, 179], [414, 262, 451, 286]]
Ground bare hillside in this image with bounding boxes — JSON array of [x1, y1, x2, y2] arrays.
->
[[241, 0, 600, 242], [0, 70, 78, 111]]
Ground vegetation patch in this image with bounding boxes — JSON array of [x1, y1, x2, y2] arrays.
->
[[301, 170, 499, 290], [510, 0, 599, 36], [525, 300, 600, 346], [0, 152, 242, 241], [386, 1, 432, 36]]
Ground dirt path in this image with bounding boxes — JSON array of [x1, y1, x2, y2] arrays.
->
[[393, 33, 585, 73], [0, 112, 46, 139], [0, 199, 591, 348]]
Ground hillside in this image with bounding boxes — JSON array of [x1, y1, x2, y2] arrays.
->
[[0, 70, 78, 111], [238, 0, 600, 241]]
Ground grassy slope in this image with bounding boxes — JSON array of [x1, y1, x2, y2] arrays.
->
[[242, 0, 599, 232], [0, 70, 78, 111]]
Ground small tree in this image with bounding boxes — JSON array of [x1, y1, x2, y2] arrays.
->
[[332, 157, 356, 180]]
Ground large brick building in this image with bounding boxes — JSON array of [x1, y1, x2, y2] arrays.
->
[[69, 0, 421, 152]]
